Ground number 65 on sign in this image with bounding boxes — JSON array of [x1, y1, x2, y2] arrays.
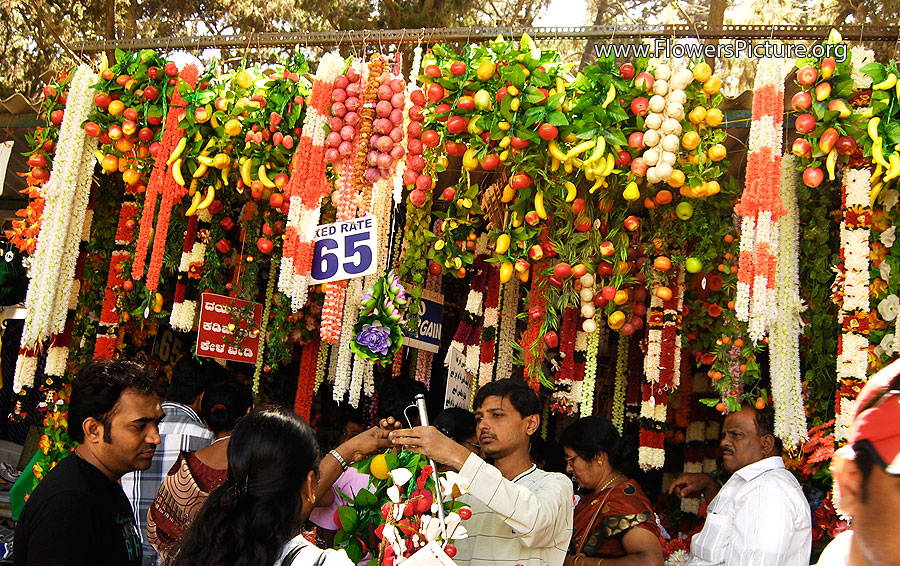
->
[[309, 217, 378, 284]]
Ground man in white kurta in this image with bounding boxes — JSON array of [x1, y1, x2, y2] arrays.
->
[[390, 379, 573, 566], [670, 406, 811, 566]]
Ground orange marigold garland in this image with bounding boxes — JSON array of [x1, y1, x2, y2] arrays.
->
[[294, 339, 321, 419], [132, 64, 199, 290]]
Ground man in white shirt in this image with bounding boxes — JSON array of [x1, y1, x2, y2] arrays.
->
[[669, 405, 811, 566], [389, 378, 573, 566], [817, 358, 900, 566]]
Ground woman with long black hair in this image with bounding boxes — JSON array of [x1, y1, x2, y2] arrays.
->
[[173, 407, 386, 566]]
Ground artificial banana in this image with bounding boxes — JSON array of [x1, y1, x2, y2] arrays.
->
[[167, 138, 187, 166], [184, 191, 202, 217]]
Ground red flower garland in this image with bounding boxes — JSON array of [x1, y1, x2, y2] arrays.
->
[[95, 200, 138, 358], [294, 339, 321, 419]]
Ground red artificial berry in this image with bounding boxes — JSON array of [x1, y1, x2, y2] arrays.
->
[[458, 507, 472, 520], [444, 545, 457, 558]]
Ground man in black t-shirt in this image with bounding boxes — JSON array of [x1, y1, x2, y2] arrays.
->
[[15, 360, 164, 566]]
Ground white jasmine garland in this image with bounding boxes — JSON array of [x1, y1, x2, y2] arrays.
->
[[16, 64, 98, 393], [581, 331, 599, 416], [496, 276, 518, 381], [770, 154, 808, 447], [611, 333, 628, 434]]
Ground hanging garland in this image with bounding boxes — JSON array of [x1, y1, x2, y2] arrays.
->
[[549, 306, 578, 415], [496, 274, 519, 381], [94, 200, 138, 358], [834, 167, 872, 440], [132, 65, 199, 291], [771, 154, 808, 447], [16, 64, 98, 394], [478, 263, 501, 386], [294, 339, 321, 419], [279, 51, 343, 309], [734, 57, 788, 342], [611, 332, 629, 434]]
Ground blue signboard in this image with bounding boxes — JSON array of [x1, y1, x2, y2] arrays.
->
[[404, 291, 443, 353]]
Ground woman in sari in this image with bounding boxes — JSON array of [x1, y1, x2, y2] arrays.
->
[[148, 379, 252, 563], [561, 416, 663, 566]]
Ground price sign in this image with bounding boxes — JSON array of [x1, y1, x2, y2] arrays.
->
[[403, 290, 443, 353], [309, 217, 378, 284], [195, 293, 262, 364], [444, 348, 473, 410]]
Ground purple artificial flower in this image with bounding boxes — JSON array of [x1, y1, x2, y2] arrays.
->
[[355, 320, 392, 355]]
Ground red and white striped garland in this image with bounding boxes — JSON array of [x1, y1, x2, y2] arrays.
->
[[478, 262, 501, 386], [735, 58, 788, 342], [639, 268, 684, 470], [834, 166, 872, 440], [94, 200, 138, 359], [16, 64, 98, 393], [279, 51, 343, 309], [550, 306, 579, 415]]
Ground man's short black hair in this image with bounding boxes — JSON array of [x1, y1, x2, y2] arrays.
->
[[742, 403, 783, 455], [68, 359, 158, 443], [473, 378, 540, 418], [167, 355, 227, 405]]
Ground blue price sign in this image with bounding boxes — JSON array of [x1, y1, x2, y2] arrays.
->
[[403, 290, 443, 353], [309, 217, 378, 284]]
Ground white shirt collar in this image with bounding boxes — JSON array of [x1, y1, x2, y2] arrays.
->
[[733, 455, 785, 482]]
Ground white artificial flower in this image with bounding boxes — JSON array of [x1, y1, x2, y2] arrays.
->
[[881, 333, 896, 357], [390, 467, 413, 487], [420, 514, 442, 542], [879, 295, 900, 321], [884, 189, 899, 211], [850, 46, 875, 89], [881, 262, 892, 283], [882, 226, 896, 248], [439, 471, 470, 499], [445, 512, 468, 540], [387, 485, 402, 504]]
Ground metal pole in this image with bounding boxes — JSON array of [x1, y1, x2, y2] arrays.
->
[[72, 24, 900, 54], [414, 393, 448, 540]]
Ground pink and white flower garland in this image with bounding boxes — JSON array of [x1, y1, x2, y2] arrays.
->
[[771, 154, 808, 446], [280, 51, 343, 310], [478, 263, 501, 386], [16, 64, 98, 392], [735, 58, 788, 342], [549, 307, 579, 415], [834, 166, 872, 440], [414, 269, 443, 387]]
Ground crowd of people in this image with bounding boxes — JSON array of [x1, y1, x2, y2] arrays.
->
[[10, 355, 900, 566]]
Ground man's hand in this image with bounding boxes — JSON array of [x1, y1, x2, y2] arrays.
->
[[668, 472, 720, 501], [339, 426, 392, 464], [389, 426, 471, 471]]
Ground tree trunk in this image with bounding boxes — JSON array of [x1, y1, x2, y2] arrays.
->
[[705, 0, 726, 69], [579, 0, 607, 71], [105, 0, 116, 64], [123, 0, 137, 39]]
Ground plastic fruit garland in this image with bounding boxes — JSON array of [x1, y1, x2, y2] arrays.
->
[[637, 61, 693, 186], [325, 65, 364, 165], [85, 50, 175, 193], [788, 31, 867, 188]]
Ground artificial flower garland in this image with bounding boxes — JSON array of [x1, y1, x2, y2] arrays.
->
[[834, 166, 872, 440], [478, 263, 501, 386], [279, 51, 343, 309], [251, 253, 279, 398], [611, 333, 629, 434], [132, 65, 199, 292], [549, 306, 579, 415], [639, 268, 684, 470], [496, 274, 519, 381], [580, 330, 599, 416], [16, 64, 98, 393], [170, 210, 211, 332], [771, 154, 808, 447], [95, 200, 138, 358], [735, 57, 788, 342], [294, 339, 321, 419]]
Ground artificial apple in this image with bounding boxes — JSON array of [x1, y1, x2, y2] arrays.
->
[[623, 215, 640, 231], [619, 63, 636, 79], [572, 264, 588, 278], [528, 245, 544, 261], [599, 241, 615, 257], [802, 166, 824, 188], [525, 211, 541, 226], [474, 89, 492, 111], [630, 97, 650, 116], [675, 201, 694, 220], [553, 263, 572, 278], [635, 72, 655, 91], [797, 66, 818, 86], [791, 91, 812, 112], [795, 113, 816, 135], [792, 138, 812, 158], [572, 198, 587, 215], [835, 135, 857, 156], [685, 257, 703, 273]]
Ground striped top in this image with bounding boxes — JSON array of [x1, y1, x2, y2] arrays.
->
[[454, 453, 573, 566], [687, 456, 811, 566]]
